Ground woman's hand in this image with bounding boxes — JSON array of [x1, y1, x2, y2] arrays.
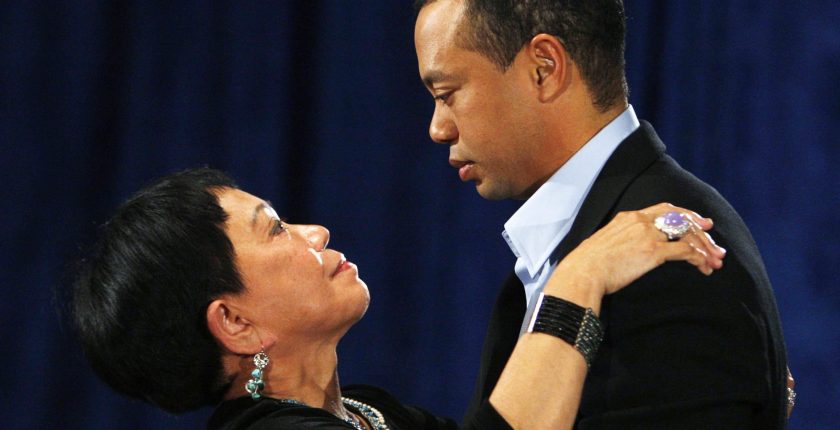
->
[[493, 203, 727, 430], [545, 203, 727, 302]]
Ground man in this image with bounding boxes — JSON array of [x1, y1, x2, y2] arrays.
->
[[414, 0, 790, 428]]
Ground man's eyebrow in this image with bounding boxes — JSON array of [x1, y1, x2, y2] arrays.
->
[[422, 70, 455, 88], [251, 201, 273, 228]]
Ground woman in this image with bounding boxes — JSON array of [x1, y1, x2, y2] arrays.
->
[[72, 168, 724, 429]]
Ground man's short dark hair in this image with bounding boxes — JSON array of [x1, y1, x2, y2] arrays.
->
[[72, 168, 243, 413], [416, 0, 628, 112]]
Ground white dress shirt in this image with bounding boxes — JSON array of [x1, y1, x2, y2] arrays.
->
[[501, 105, 640, 334]]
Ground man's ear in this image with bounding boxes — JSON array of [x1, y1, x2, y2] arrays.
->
[[528, 33, 571, 101], [206, 298, 262, 355]]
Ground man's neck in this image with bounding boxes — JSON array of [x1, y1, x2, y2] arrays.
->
[[555, 103, 627, 168], [518, 102, 628, 200]]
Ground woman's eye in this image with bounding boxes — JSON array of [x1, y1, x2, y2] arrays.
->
[[270, 219, 287, 236]]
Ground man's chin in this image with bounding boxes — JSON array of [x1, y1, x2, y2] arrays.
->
[[475, 181, 533, 201], [475, 181, 509, 201]]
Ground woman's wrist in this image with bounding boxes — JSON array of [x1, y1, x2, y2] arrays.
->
[[543, 263, 605, 315], [527, 293, 604, 368]]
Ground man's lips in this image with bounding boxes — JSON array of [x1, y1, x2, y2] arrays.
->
[[449, 159, 475, 181]]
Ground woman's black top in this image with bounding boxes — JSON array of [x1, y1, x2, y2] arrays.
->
[[207, 385, 511, 430]]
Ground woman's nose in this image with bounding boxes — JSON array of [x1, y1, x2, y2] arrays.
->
[[298, 224, 330, 251]]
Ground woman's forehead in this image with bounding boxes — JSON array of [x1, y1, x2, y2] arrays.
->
[[217, 189, 274, 227]]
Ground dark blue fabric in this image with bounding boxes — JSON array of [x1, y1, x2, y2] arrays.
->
[[1, 1, 836, 428]]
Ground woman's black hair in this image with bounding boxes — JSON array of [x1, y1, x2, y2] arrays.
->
[[72, 168, 244, 413]]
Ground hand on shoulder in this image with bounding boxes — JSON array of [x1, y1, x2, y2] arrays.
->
[[544, 202, 727, 307]]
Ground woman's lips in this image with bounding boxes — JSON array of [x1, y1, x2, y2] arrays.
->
[[332, 256, 352, 277]]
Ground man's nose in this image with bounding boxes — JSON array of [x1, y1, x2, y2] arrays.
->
[[429, 106, 457, 144]]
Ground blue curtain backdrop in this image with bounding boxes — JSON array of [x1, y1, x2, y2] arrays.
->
[[2, 1, 838, 428]]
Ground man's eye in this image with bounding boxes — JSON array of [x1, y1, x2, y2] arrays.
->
[[270, 219, 287, 236], [434, 92, 452, 103]]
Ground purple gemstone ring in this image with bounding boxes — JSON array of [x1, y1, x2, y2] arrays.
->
[[653, 211, 691, 240]]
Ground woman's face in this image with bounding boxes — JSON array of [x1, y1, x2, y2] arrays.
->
[[217, 188, 369, 344]]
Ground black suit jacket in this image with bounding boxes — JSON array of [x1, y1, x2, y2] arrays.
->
[[463, 122, 788, 429]]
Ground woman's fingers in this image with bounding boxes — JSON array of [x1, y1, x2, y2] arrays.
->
[[685, 217, 725, 268], [648, 204, 726, 261], [685, 210, 714, 231], [686, 216, 725, 259], [701, 232, 725, 266], [553, 203, 728, 297], [641, 203, 726, 274], [678, 228, 723, 272], [658, 240, 714, 275]]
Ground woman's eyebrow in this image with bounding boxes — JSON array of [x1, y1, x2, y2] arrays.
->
[[251, 201, 274, 229]]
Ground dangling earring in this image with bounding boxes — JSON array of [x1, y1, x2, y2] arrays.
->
[[245, 350, 269, 400]]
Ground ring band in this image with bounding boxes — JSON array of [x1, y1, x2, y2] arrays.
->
[[654, 211, 691, 240]]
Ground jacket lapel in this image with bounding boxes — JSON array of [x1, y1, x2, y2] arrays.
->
[[549, 121, 666, 264], [470, 122, 668, 417]]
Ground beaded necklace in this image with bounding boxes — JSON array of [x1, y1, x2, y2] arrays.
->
[[267, 397, 389, 430], [342, 397, 390, 430]]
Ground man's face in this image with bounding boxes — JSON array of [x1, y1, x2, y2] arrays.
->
[[414, 0, 547, 200]]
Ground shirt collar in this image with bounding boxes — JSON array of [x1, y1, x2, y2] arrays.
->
[[502, 105, 640, 277]]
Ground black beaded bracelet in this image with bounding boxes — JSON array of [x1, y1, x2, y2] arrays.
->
[[526, 293, 604, 367]]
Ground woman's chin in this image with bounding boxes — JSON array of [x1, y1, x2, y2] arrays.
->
[[336, 279, 369, 329], [354, 280, 371, 321]]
